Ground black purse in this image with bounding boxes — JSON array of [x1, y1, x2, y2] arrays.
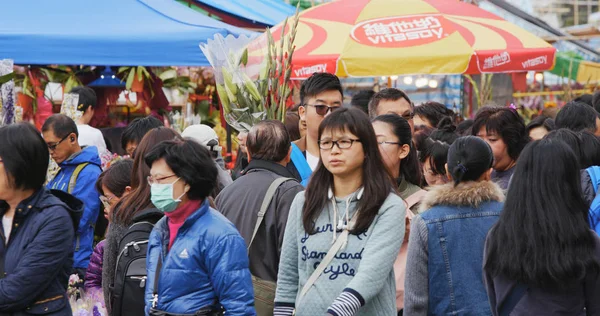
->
[[149, 254, 223, 316]]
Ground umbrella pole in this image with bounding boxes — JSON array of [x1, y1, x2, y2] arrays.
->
[[387, 77, 392, 88]]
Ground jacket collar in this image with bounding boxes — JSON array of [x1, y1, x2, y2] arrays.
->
[[243, 159, 295, 178], [418, 180, 504, 213], [158, 199, 210, 233]]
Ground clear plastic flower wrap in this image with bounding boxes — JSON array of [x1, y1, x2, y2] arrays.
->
[[0, 59, 15, 126], [200, 9, 299, 133]]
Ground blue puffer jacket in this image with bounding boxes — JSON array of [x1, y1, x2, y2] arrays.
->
[[47, 146, 102, 269], [145, 200, 256, 316], [0, 188, 82, 315]]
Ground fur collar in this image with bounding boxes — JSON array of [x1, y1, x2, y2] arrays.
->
[[418, 180, 504, 213]]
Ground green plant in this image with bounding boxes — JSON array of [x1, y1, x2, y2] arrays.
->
[[118, 66, 153, 92], [464, 73, 494, 109], [159, 69, 197, 94]]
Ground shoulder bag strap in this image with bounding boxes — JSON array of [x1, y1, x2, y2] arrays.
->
[[248, 177, 294, 250], [68, 162, 90, 194], [151, 253, 163, 309], [404, 189, 427, 211], [290, 143, 312, 185], [299, 211, 359, 300], [499, 283, 528, 316]]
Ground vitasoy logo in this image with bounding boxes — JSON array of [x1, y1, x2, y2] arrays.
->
[[351, 14, 455, 48]]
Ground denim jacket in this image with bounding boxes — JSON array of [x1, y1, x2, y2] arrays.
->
[[404, 181, 504, 316]]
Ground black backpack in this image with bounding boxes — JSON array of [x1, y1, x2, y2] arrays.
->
[[112, 209, 163, 316]]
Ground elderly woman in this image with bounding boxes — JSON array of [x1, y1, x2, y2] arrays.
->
[[144, 139, 255, 316], [0, 123, 81, 315]]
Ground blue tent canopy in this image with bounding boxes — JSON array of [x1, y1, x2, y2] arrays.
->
[[194, 0, 295, 27], [0, 0, 255, 66]]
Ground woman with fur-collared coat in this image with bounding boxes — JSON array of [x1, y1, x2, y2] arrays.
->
[[404, 136, 504, 316]]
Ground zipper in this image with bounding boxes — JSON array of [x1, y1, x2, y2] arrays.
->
[[129, 276, 147, 288], [75, 235, 80, 251], [114, 240, 149, 275]]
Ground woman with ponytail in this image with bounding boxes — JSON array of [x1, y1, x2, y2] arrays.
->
[[404, 136, 504, 315]]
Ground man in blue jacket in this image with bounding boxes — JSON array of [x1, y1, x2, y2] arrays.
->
[[42, 114, 102, 277]]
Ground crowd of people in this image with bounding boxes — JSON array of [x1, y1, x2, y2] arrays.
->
[[1, 73, 600, 316]]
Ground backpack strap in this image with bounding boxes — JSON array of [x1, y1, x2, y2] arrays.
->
[[68, 163, 90, 194], [290, 143, 312, 187], [587, 166, 600, 194], [499, 283, 528, 316], [404, 189, 427, 214], [248, 177, 294, 250]]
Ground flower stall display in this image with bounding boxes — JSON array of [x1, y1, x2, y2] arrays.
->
[[200, 9, 299, 132], [0, 59, 18, 126]]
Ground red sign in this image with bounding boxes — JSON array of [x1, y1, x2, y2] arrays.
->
[[351, 14, 456, 48], [476, 49, 555, 73]]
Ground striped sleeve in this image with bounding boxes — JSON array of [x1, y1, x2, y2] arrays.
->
[[273, 302, 295, 316], [326, 288, 364, 316]]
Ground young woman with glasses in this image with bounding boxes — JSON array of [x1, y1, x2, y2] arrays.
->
[[275, 107, 405, 316]]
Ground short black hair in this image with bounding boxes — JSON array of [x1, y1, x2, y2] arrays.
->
[[121, 116, 164, 151], [555, 101, 598, 133], [145, 139, 217, 201], [471, 107, 530, 161], [544, 129, 581, 164], [526, 115, 555, 133], [95, 159, 134, 197], [592, 90, 600, 114], [42, 114, 79, 138], [574, 94, 593, 107], [577, 131, 600, 168], [456, 119, 474, 136], [414, 102, 455, 128], [247, 120, 291, 162], [0, 123, 49, 190], [368, 88, 412, 118], [299, 73, 343, 106], [70, 86, 97, 113], [350, 90, 375, 114]]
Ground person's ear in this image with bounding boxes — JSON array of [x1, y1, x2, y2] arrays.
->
[[70, 133, 77, 143], [398, 144, 410, 160], [484, 168, 493, 181], [445, 163, 453, 181], [124, 186, 132, 195], [298, 105, 306, 121]]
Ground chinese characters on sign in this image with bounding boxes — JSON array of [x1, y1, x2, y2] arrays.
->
[[483, 52, 511, 70], [352, 15, 450, 47]]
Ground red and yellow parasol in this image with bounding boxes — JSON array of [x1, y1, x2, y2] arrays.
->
[[248, 0, 556, 79]]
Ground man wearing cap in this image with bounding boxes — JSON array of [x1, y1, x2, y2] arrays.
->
[[182, 124, 233, 195]]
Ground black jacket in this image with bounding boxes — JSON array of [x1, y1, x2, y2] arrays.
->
[[0, 188, 82, 315], [215, 159, 304, 282]]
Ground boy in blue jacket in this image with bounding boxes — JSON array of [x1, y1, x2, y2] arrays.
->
[[42, 114, 102, 277]]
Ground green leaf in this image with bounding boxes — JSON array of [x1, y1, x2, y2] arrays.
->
[[0, 73, 15, 86], [159, 69, 177, 81], [136, 67, 143, 81], [126, 69, 135, 90], [117, 67, 130, 74]]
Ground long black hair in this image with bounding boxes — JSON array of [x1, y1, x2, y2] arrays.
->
[[303, 108, 394, 235], [447, 136, 494, 186], [420, 117, 459, 177], [578, 131, 600, 168], [485, 138, 599, 288], [372, 114, 423, 186]]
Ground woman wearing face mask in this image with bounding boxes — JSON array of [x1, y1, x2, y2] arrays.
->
[[84, 159, 133, 293], [103, 127, 182, 314], [472, 107, 530, 190], [371, 114, 425, 316], [144, 139, 255, 316], [404, 136, 503, 315], [275, 108, 405, 316]]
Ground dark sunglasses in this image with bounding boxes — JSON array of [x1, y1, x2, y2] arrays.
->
[[306, 104, 342, 116]]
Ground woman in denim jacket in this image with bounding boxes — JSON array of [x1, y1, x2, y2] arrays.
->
[[404, 136, 503, 316]]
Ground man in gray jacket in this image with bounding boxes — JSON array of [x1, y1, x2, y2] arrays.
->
[[215, 120, 303, 283]]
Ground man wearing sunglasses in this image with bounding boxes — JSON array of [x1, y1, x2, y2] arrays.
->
[[288, 73, 343, 186], [368, 88, 416, 134], [42, 114, 102, 279]]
